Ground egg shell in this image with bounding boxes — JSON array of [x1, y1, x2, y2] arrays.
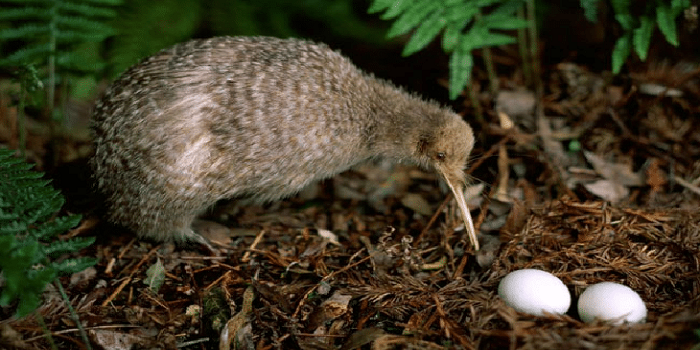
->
[[498, 269, 571, 316], [577, 282, 647, 324]]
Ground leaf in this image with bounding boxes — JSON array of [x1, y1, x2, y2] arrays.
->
[[614, 13, 635, 30], [402, 9, 447, 56], [482, 17, 529, 30], [487, 0, 525, 18], [52, 257, 97, 275], [442, 20, 468, 51], [655, 0, 679, 46], [58, 2, 119, 17], [448, 39, 474, 100], [444, 3, 479, 23], [0, 7, 47, 21], [0, 43, 53, 67], [580, 0, 599, 22], [43, 235, 94, 258], [468, 27, 517, 49], [611, 35, 632, 74], [144, 258, 166, 293], [610, 0, 630, 16], [85, 0, 124, 5], [671, 0, 691, 15], [386, 0, 440, 38], [368, 0, 399, 14], [379, 0, 413, 19], [633, 15, 654, 60], [0, 25, 49, 40]]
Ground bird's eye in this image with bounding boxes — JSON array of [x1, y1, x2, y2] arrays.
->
[[436, 152, 446, 161]]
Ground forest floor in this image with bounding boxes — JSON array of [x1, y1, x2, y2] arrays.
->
[[1, 46, 699, 350]]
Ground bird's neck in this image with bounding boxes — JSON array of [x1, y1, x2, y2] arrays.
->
[[365, 79, 433, 165]]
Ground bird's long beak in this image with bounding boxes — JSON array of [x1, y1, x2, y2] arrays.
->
[[442, 173, 480, 251]]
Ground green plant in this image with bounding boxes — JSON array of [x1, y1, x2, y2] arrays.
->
[[0, 148, 95, 318], [580, 0, 692, 74], [368, 0, 529, 100], [0, 0, 122, 151]]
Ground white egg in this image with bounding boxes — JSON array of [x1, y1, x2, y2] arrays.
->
[[498, 269, 571, 316], [577, 282, 647, 324]]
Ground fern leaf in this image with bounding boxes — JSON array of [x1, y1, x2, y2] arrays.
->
[[0, 167, 44, 181], [33, 215, 83, 242], [58, 1, 119, 17], [368, 0, 399, 14], [610, 0, 630, 15], [0, 149, 93, 318], [0, 221, 27, 235], [655, 1, 678, 46], [0, 25, 49, 40], [51, 256, 97, 275], [55, 30, 112, 42], [448, 38, 474, 100], [633, 15, 654, 60], [16, 267, 56, 317], [488, 0, 525, 18], [0, 7, 47, 21], [15, 293, 41, 319], [0, 207, 20, 221], [0, 155, 34, 172], [612, 35, 632, 74], [611, 0, 634, 30], [30, 206, 81, 240], [444, 3, 479, 23], [467, 26, 517, 49], [379, 0, 414, 19], [56, 16, 115, 34], [0, 43, 53, 67], [402, 9, 447, 56], [671, 0, 691, 15], [442, 19, 468, 52], [386, 0, 440, 38], [83, 0, 124, 5], [580, 0, 599, 22], [482, 16, 529, 30], [43, 235, 94, 258]]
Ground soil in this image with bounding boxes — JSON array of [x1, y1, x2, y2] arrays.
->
[[1, 38, 699, 350]]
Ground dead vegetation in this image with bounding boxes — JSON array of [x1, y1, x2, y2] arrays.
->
[[1, 53, 700, 350]]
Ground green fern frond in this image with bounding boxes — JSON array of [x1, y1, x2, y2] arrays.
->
[[386, 0, 440, 38], [580, 0, 599, 22], [84, 0, 123, 5], [370, 0, 528, 99], [401, 8, 447, 56], [33, 214, 83, 241], [0, 25, 50, 40], [43, 236, 95, 259], [607, 0, 691, 73], [449, 41, 474, 100], [0, 43, 53, 66], [51, 255, 97, 274], [375, 0, 414, 19], [59, 1, 118, 17], [655, 1, 679, 46], [0, 149, 94, 318], [0, 7, 47, 20]]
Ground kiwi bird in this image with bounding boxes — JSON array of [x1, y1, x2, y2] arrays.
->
[[90, 36, 479, 250]]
